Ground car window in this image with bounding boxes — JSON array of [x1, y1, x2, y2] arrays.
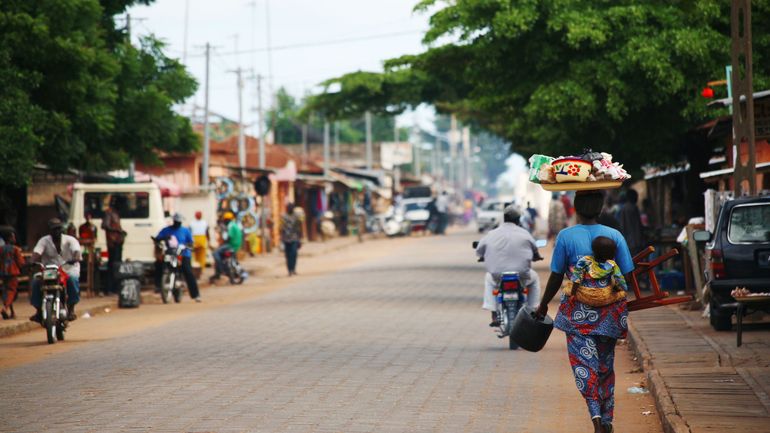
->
[[84, 192, 151, 219], [405, 202, 426, 211], [729, 204, 770, 243]]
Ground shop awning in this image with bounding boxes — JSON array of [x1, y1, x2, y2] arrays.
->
[[699, 161, 770, 179]]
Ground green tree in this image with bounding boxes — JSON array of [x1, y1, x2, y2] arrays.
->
[[0, 0, 197, 186], [307, 0, 770, 171]]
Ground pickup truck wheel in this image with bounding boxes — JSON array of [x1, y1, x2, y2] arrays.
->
[[709, 302, 733, 331]]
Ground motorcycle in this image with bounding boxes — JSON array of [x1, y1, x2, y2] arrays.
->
[[221, 249, 245, 285], [32, 263, 69, 344], [153, 237, 186, 304], [473, 239, 547, 350]]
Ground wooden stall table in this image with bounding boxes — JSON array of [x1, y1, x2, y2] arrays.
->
[[734, 295, 770, 347]]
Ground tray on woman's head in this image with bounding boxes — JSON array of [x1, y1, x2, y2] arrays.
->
[[734, 295, 770, 303], [540, 180, 623, 192]]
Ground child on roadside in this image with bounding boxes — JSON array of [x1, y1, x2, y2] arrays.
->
[[0, 230, 26, 319], [564, 236, 627, 307]]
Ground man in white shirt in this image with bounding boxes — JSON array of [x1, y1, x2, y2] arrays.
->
[[29, 218, 82, 322], [475, 205, 542, 326], [435, 191, 450, 234]]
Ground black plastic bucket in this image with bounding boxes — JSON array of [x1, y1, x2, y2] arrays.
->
[[510, 305, 554, 352]]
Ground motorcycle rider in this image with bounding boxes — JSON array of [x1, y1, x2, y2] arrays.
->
[[210, 211, 243, 283], [29, 218, 82, 322], [154, 213, 201, 302], [475, 204, 543, 327]]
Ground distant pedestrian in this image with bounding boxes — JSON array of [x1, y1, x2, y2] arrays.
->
[[281, 203, 302, 276], [561, 192, 575, 225], [435, 191, 450, 235], [101, 196, 125, 295], [548, 193, 567, 239], [617, 189, 644, 256], [190, 211, 209, 269], [0, 230, 25, 320]]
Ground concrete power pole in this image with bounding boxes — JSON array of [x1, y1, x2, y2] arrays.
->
[[256, 74, 265, 169], [333, 121, 340, 162], [731, 0, 757, 196], [323, 121, 331, 177], [365, 111, 373, 170], [462, 126, 471, 191], [393, 118, 400, 193], [449, 114, 458, 189], [201, 43, 211, 190], [235, 68, 246, 176]]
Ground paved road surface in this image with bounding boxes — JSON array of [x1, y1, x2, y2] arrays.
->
[[0, 230, 661, 433]]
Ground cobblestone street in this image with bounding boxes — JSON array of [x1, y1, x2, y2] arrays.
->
[[0, 231, 661, 433]]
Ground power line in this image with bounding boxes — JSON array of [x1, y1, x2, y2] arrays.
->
[[186, 29, 424, 58]]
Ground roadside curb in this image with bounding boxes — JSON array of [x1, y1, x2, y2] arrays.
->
[[0, 300, 116, 339], [0, 235, 373, 339], [627, 318, 692, 433]]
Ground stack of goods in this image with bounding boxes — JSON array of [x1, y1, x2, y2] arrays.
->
[[529, 150, 631, 185], [731, 287, 770, 298]]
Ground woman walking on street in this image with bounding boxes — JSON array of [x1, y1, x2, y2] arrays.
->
[[536, 190, 635, 433], [281, 203, 302, 276]]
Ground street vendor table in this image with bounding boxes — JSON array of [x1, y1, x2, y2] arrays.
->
[[734, 296, 770, 347]]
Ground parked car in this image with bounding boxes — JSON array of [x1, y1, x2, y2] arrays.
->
[[476, 199, 507, 233], [402, 197, 433, 233], [695, 195, 770, 331]]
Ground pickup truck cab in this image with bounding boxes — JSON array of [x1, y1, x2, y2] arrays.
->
[[696, 196, 770, 330], [68, 183, 166, 266]]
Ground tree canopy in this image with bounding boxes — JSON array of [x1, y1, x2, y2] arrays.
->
[[307, 0, 770, 171], [0, 0, 197, 186]]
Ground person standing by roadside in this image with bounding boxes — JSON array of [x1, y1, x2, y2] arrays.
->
[[190, 211, 209, 270], [536, 191, 634, 433], [435, 191, 450, 235], [617, 189, 644, 256], [0, 230, 25, 320], [281, 203, 302, 276], [548, 192, 568, 239], [78, 212, 97, 244], [101, 196, 125, 295]]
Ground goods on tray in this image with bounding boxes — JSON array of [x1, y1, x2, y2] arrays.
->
[[731, 287, 770, 298], [529, 150, 630, 184]]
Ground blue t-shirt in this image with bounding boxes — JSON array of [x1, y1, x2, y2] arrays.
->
[[551, 224, 634, 275], [156, 226, 193, 258]]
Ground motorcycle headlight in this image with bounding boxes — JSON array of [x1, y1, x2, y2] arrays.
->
[[395, 215, 404, 223]]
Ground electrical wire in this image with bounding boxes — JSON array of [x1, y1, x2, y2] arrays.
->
[[186, 29, 424, 58]]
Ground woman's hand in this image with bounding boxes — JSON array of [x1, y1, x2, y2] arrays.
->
[[535, 303, 548, 320]]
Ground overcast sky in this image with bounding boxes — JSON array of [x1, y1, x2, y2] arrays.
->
[[128, 0, 435, 134]]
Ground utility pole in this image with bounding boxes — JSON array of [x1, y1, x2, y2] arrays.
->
[[434, 133, 441, 179], [256, 74, 265, 169], [230, 67, 246, 177], [449, 114, 458, 189], [413, 124, 421, 178], [333, 121, 340, 162], [365, 111, 373, 170], [393, 118, 400, 193], [302, 123, 309, 157], [182, 0, 190, 65], [323, 120, 331, 177], [202, 42, 211, 190], [123, 13, 145, 181], [731, 0, 757, 196], [462, 126, 471, 191]]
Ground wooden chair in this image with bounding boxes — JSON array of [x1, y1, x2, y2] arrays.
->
[[627, 246, 694, 312]]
